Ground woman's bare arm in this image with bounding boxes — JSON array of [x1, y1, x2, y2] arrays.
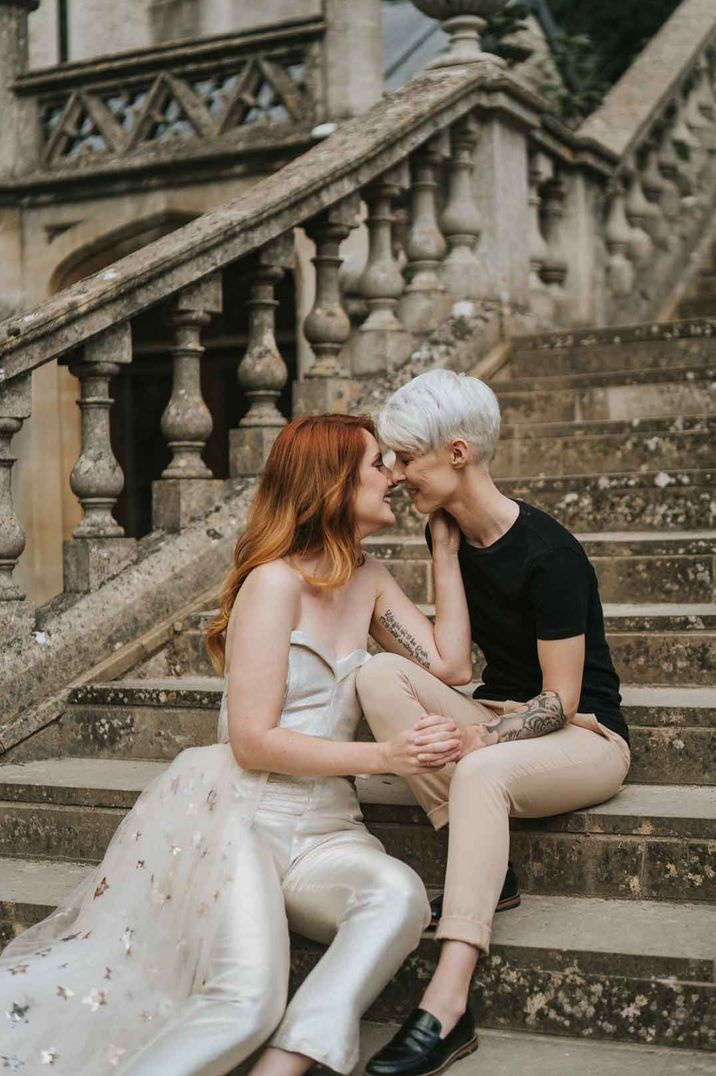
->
[[452, 635, 585, 754], [369, 511, 473, 685]]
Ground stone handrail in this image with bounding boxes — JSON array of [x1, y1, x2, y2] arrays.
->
[[12, 17, 325, 178]]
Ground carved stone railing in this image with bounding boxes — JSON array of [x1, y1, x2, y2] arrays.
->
[[577, 0, 716, 324], [11, 17, 325, 181], [2, 0, 716, 650]]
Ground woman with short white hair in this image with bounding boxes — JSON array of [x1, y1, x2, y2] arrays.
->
[[358, 368, 631, 1076]]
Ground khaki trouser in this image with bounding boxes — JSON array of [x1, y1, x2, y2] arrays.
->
[[356, 653, 631, 954]]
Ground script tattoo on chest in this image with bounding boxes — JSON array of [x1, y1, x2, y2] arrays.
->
[[379, 609, 431, 669]]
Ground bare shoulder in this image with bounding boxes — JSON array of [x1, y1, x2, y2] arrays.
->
[[229, 560, 302, 635], [361, 552, 393, 589]]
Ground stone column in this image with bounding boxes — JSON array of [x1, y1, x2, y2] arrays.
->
[[472, 113, 532, 304], [323, 0, 383, 119], [152, 274, 224, 533], [439, 115, 484, 300], [342, 167, 414, 377], [0, 0, 39, 177], [230, 234, 294, 477], [399, 135, 452, 332], [62, 324, 137, 593], [294, 193, 360, 416], [0, 373, 33, 642]]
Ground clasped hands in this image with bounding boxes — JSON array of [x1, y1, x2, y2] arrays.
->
[[381, 714, 497, 777]]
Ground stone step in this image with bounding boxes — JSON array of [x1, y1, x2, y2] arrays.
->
[[127, 596, 716, 688], [355, 776, 716, 904], [495, 367, 715, 426], [389, 471, 716, 535], [0, 853, 714, 1049], [678, 297, 716, 319], [0, 757, 714, 903], [357, 1024, 716, 1076], [294, 894, 716, 1050], [492, 416, 716, 477], [499, 469, 715, 531], [506, 327, 716, 378], [409, 601, 716, 687], [363, 531, 716, 605], [5, 680, 714, 785]]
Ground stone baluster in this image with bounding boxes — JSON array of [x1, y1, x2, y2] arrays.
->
[[152, 274, 223, 533], [672, 83, 704, 192], [399, 135, 451, 332], [294, 195, 360, 416], [303, 194, 360, 379], [695, 55, 716, 133], [526, 150, 552, 322], [539, 167, 568, 303], [62, 324, 136, 593], [659, 104, 694, 202], [639, 143, 670, 249], [0, 373, 33, 641], [230, 234, 294, 477], [604, 178, 635, 298], [439, 115, 484, 300], [655, 118, 683, 228], [344, 165, 413, 377], [623, 165, 654, 267], [684, 67, 713, 154]]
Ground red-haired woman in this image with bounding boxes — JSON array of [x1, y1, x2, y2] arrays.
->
[[0, 415, 473, 1076]]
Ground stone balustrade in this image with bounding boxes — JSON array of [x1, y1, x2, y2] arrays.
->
[[9, 17, 325, 182], [1, 0, 716, 642], [578, 0, 716, 323]]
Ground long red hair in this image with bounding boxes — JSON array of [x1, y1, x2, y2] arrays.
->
[[206, 413, 376, 674]]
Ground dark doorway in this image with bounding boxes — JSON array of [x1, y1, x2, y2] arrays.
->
[[111, 263, 297, 538]]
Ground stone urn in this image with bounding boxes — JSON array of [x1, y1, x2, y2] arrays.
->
[[411, 0, 509, 68]]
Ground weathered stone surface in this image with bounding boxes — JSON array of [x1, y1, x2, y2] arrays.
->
[[497, 372, 716, 426], [508, 320, 716, 377], [152, 478, 224, 533], [492, 420, 716, 478], [500, 471, 716, 531], [63, 536, 138, 594], [0, 481, 252, 756], [629, 726, 716, 786]]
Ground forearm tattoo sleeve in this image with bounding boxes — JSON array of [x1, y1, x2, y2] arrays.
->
[[486, 690, 566, 742], [378, 609, 431, 670]]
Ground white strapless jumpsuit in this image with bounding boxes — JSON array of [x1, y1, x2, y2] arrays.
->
[[0, 631, 430, 1075]]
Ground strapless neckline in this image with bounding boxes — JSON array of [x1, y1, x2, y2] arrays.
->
[[289, 628, 369, 669], [222, 630, 370, 694]]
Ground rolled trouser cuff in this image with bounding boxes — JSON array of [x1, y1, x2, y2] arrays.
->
[[435, 914, 492, 953], [427, 800, 449, 830]]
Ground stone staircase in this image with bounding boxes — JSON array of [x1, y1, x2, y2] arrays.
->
[[1, 318, 715, 1063]]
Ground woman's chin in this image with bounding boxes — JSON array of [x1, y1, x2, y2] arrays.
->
[[358, 508, 395, 538]]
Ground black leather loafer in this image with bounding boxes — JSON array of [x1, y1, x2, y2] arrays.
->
[[366, 1007, 477, 1076], [428, 861, 520, 932]]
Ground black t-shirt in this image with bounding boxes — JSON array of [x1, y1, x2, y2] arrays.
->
[[426, 501, 629, 743]]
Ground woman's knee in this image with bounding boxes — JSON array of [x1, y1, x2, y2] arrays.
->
[[356, 653, 415, 732], [369, 858, 431, 938], [451, 749, 511, 797]]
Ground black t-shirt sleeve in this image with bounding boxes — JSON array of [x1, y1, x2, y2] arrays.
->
[[528, 547, 589, 640]]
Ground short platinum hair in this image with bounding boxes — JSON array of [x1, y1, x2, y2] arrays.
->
[[377, 369, 501, 466]]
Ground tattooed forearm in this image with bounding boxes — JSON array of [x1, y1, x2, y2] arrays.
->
[[379, 609, 431, 670], [484, 690, 566, 743]]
